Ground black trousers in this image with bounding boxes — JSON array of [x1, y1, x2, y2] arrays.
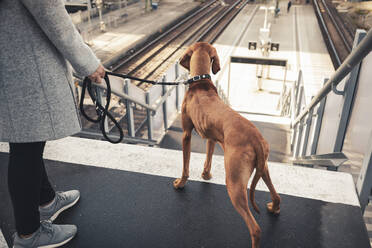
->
[[8, 141, 56, 235]]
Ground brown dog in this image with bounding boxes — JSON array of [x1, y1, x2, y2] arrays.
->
[[173, 42, 281, 248]]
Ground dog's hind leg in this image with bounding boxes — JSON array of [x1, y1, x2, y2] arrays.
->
[[262, 164, 281, 214], [202, 139, 215, 180], [225, 150, 261, 248]]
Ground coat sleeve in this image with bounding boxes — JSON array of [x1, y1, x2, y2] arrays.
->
[[19, 0, 100, 77]]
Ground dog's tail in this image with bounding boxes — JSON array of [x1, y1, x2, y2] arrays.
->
[[249, 142, 266, 214]]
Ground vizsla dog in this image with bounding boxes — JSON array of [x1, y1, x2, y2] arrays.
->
[[173, 42, 281, 248]]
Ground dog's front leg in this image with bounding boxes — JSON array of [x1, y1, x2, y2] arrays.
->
[[202, 139, 215, 180], [173, 130, 192, 189]]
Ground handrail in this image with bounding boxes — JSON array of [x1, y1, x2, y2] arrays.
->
[[292, 28, 372, 126], [81, 80, 156, 111]]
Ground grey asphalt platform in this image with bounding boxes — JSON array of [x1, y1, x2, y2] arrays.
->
[[0, 137, 369, 247]]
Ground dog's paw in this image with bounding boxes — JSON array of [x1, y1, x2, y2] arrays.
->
[[201, 172, 212, 180], [173, 178, 185, 189], [266, 202, 280, 215]]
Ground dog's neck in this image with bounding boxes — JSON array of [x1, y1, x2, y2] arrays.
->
[[189, 51, 212, 77]]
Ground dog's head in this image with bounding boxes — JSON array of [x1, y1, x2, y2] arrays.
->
[[179, 42, 221, 75]]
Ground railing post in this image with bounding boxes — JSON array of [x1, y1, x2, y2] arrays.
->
[[333, 30, 367, 153], [294, 118, 305, 158], [145, 92, 153, 141], [162, 76, 168, 130], [301, 108, 314, 156], [124, 79, 135, 137], [296, 85, 304, 117], [95, 87, 109, 131], [291, 122, 298, 152], [227, 57, 231, 101], [291, 80, 296, 121], [357, 131, 372, 213], [175, 63, 180, 111], [176, 85, 180, 111], [310, 79, 328, 155], [294, 70, 302, 117]]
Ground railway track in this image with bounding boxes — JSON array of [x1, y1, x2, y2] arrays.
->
[[80, 0, 250, 140], [113, 0, 248, 90], [313, 0, 355, 68]]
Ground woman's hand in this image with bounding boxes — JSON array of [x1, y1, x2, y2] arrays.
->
[[88, 64, 105, 84]]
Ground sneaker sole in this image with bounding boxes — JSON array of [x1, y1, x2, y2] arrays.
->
[[12, 234, 75, 248], [38, 233, 75, 248], [49, 195, 80, 222]]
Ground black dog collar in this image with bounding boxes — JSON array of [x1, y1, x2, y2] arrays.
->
[[185, 74, 211, 84]]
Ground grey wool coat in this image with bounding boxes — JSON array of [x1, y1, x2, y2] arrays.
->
[[0, 0, 100, 142]]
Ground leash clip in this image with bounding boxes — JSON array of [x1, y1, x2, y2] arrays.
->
[[95, 102, 104, 117]]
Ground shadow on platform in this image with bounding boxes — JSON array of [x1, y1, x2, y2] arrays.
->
[[160, 115, 292, 163]]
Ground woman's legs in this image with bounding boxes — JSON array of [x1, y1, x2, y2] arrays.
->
[[8, 141, 55, 236], [40, 159, 56, 206]]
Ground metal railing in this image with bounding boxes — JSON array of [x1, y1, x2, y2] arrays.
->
[[289, 28, 372, 210], [292, 29, 372, 127], [77, 62, 187, 144], [291, 29, 372, 161]]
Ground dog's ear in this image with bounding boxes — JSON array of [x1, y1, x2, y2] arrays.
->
[[210, 47, 221, 74], [180, 47, 193, 71]]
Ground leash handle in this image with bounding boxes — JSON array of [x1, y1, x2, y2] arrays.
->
[[79, 73, 124, 144]]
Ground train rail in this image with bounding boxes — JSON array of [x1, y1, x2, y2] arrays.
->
[[313, 0, 355, 68], [113, 0, 248, 90]]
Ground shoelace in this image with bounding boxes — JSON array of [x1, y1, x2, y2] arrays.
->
[[40, 221, 54, 236], [56, 191, 67, 202], [31, 221, 54, 245]]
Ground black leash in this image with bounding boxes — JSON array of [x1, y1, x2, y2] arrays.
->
[[107, 71, 211, 85], [79, 73, 124, 144], [79, 72, 211, 144]]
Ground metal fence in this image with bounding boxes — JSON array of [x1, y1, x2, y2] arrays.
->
[[77, 62, 187, 145], [291, 29, 369, 167], [290, 28, 372, 212]]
